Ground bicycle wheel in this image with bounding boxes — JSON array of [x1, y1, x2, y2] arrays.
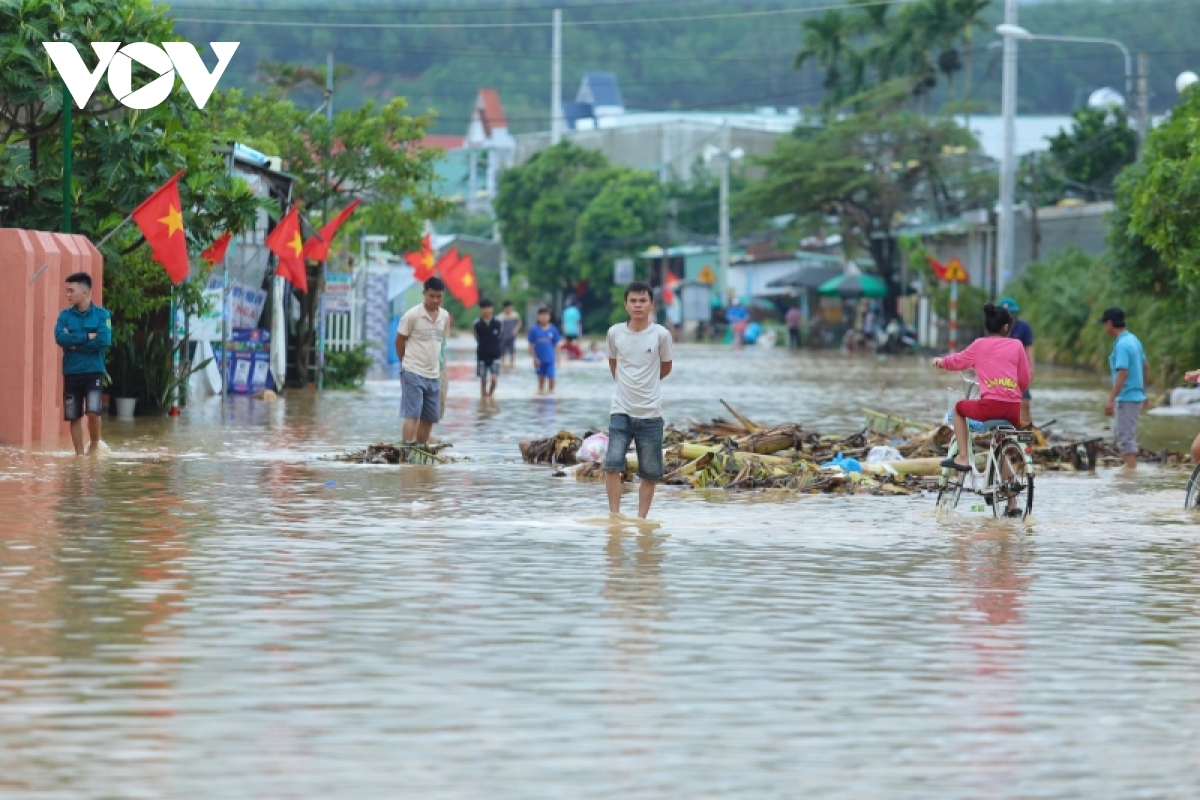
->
[[992, 438, 1034, 520], [935, 441, 966, 513], [1184, 464, 1200, 509]]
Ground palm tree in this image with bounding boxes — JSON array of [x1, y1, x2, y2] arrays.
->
[[951, 0, 993, 107], [853, 1, 899, 84], [794, 10, 863, 109], [889, 0, 964, 111]]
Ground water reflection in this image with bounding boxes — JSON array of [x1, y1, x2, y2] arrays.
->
[[4, 344, 1200, 797]]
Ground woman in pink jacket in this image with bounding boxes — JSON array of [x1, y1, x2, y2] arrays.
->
[[933, 303, 1031, 472]]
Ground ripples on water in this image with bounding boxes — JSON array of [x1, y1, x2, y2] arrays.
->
[[3, 343, 1200, 798]]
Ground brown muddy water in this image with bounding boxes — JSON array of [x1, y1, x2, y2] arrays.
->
[[3, 341, 1200, 799]]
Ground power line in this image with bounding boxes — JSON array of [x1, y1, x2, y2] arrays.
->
[[173, 0, 912, 29], [170, 0, 756, 13]]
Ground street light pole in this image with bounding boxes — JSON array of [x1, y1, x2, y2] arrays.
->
[[550, 9, 563, 145], [997, 24, 1136, 135], [997, 0, 1019, 295]]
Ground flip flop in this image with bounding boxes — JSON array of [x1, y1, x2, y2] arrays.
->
[[939, 457, 970, 472]]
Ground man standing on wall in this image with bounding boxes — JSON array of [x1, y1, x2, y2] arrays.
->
[[395, 277, 450, 444], [55, 272, 111, 456]]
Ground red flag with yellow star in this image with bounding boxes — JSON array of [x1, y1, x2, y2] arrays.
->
[[404, 233, 435, 282], [266, 206, 308, 293], [438, 248, 479, 307], [201, 231, 233, 266], [303, 199, 360, 262], [131, 169, 190, 285]]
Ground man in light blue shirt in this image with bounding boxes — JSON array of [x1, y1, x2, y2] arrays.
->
[[1101, 307, 1149, 469]]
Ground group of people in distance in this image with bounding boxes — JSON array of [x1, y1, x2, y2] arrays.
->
[[395, 278, 674, 519], [933, 299, 1157, 474]]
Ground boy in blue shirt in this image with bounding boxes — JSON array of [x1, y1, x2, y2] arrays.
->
[[54, 272, 112, 455], [527, 307, 562, 394], [1100, 307, 1148, 470]]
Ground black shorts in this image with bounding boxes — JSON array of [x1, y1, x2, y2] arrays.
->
[[64, 373, 104, 421]]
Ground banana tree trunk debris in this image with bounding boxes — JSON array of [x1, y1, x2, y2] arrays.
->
[[517, 400, 1189, 496]]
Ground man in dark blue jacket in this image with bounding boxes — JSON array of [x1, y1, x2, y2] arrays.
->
[[55, 272, 111, 455]]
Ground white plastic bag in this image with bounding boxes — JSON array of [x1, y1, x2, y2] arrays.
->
[[865, 445, 903, 463], [577, 433, 609, 463]]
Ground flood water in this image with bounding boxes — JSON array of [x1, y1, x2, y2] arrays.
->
[[4, 340, 1200, 799]]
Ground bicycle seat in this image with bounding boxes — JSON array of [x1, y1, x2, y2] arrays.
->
[[980, 419, 1017, 431]]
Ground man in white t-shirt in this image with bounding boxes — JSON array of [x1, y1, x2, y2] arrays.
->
[[395, 277, 450, 444], [604, 281, 674, 519]]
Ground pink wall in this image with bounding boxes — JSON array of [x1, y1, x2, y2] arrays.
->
[[0, 230, 104, 448]]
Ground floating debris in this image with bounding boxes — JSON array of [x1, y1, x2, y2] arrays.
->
[[329, 441, 457, 465], [520, 400, 1190, 496]]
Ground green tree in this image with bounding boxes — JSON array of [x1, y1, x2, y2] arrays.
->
[[206, 88, 452, 382], [1042, 106, 1138, 201], [1124, 85, 1200, 287], [496, 141, 661, 325], [740, 92, 985, 315], [794, 9, 863, 110]]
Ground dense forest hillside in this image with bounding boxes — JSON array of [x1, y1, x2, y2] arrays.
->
[[170, 0, 1196, 135]]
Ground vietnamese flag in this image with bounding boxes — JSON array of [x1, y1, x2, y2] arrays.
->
[[438, 248, 479, 307], [201, 231, 233, 266], [664, 271, 679, 305], [303, 199, 360, 262], [266, 206, 308, 293], [131, 169, 190, 285], [925, 255, 948, 281], [404, 233, 435, 282]]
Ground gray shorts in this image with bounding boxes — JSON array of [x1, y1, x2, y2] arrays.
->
[[401, 370, 440, 424], [1114, 400, 1142, 455], [605, 413, 665, 482]]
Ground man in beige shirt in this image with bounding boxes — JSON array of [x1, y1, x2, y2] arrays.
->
[[395, 277, 450, 443]]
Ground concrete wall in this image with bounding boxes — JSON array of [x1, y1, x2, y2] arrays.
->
[[1014, 202, 1112, 272], [0, 229, 103, 448], [516, 121, 781, 180]]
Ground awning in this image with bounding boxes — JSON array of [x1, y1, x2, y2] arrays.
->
[[766, 264, 843, 290]]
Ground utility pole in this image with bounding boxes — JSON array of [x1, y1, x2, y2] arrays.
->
[[997, 0, 1019, 295], [551, 9, 563, 145], [1137, 52, 1150, 143], [317, 51, 334, 391], [718, 119, 731, 302]]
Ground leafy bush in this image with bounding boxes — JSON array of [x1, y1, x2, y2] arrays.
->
[[324, 344, 374, 390]]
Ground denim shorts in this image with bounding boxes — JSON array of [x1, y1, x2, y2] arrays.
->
[[604, 413, 665, 482], [63, 373, 104, 421], [400, 369, 440, 423]]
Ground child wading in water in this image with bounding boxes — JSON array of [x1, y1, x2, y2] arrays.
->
[[604, 281, 674, 519], [933, 302, 1030, 479], [527, 307, 562, 394]]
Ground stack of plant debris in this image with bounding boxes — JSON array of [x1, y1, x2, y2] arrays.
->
[[519, 400, 1190, 496], [518, 431, 586, 465], [329, 441, 457, 465]]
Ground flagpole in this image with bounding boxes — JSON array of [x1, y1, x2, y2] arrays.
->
[[95, 169, 188, 249], [169, 286, 180, 416], [95, 212, 133, 249], [222, 145, 235, 401]]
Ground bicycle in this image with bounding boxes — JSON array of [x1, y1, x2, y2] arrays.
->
[[1185, 463, 1200, 510], [935, 377, 1037, 520]]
